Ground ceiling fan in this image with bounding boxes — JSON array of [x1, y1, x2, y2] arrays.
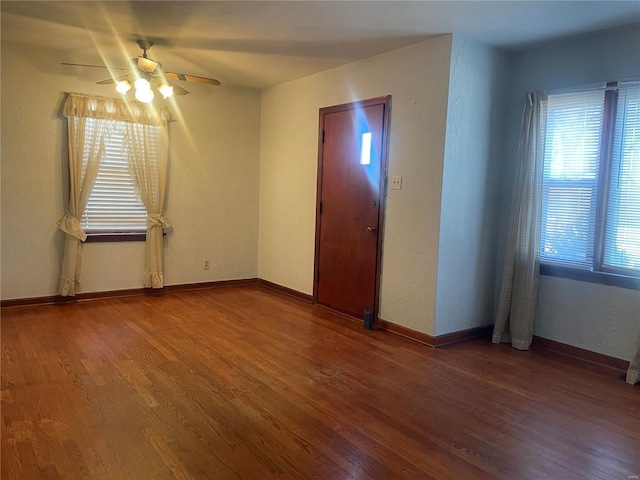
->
[[62, 40, 221, 102]]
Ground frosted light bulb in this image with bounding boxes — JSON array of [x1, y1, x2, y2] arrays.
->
[[115, 80, 131, 94], [158, 84, 174, 99], [134, 78, 151, 91], [135, 88, 154, 103]]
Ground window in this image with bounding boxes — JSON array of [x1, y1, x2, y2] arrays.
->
[[541, 83, 640, 281], [79, 119, 161, 238]]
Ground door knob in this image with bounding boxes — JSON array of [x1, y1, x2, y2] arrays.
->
[[367, 226, 376, 233]]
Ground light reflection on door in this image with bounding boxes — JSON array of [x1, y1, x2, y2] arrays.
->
[[360, 132, 372, 165]]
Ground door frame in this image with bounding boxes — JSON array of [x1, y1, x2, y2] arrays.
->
[[312, 95, 391, 324]]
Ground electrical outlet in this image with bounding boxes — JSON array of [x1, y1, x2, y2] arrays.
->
[[390, 175, 402, 190], [203, 259, 210, 270]]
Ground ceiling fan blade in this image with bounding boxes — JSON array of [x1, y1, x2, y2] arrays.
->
[[61, 62, 128, 72], [137, 56, 158, 73], [164, 72, 221, 86], [96, 74, 130, 85]]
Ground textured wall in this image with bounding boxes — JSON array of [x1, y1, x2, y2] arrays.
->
[[537, 276, 640, 359], [1, 42, 261, 299], [500, 24, 640, 360], [259, 36, 453, 335], [435, 36, 510, 336]]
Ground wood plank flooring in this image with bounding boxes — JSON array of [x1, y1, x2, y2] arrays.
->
[[1, 285, 638, 479]]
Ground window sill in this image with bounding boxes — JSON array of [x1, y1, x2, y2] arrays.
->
[[84, 232, 147, 243], [540, 263, 640, 290]]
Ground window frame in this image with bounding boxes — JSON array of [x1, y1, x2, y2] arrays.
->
[[84, 232, 146, 243], [540, 83, 640, 290]]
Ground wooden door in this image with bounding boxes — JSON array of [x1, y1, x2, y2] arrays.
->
[[314, 97, 390, 320]]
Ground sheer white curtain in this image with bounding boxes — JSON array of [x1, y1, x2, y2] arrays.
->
[[57, 96, 108, 296], [627, 331, 640, 385], [58, 93, 170, 296], [125, 120, 170, 288], [493, 92, 548, 350]]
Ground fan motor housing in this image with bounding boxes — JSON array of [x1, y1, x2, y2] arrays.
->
[[137, 39, 154, 52]]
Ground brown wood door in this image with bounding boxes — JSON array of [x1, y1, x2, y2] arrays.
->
[[314, 97, 389, 320]]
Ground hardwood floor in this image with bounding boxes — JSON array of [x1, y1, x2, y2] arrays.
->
[[1, 285, 638, 479]]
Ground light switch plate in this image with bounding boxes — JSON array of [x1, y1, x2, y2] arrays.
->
[[390, 175, 402, 190]]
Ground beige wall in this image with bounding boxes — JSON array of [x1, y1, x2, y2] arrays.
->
[[1, 42, 261, 299], [258, 36, 453, 335]]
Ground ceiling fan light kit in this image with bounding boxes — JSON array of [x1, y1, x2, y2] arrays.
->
[[131, 77, 158, 103], [62, 39, 221, 104]]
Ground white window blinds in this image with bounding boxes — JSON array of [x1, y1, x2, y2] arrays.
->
[[603, 85, 640, 272], [540, 90, 605, 267], [80, 119, 149, 232]]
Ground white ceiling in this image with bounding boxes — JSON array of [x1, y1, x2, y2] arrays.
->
[[2, 1, 639, 89]]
